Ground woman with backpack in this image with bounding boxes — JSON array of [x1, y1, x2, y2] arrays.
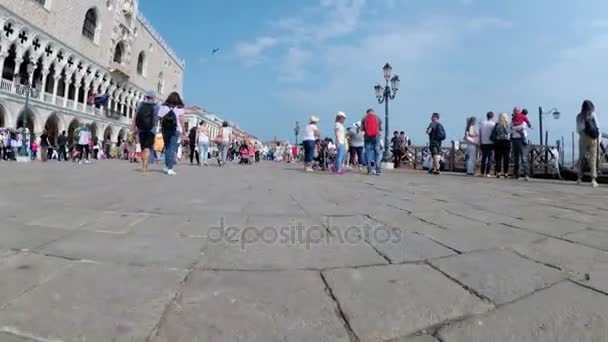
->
[[491, 113, 512, 178], [576, 99, 600, 187], [158, 92, 185, 176]]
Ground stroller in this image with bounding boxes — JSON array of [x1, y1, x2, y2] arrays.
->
[[239, 144, 251, 165], [314, 139, 336, 172]]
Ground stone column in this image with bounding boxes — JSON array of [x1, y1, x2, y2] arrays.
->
[[51, 74, 60, 105], [73, 80, 81, 110], [83, 86, 90, 111], [39, 69, 49, 101], [63, 75, 72, 108]]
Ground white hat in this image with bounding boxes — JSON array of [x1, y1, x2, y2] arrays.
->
[[336, 111, 347, 118], [309, 115, 320, 123]]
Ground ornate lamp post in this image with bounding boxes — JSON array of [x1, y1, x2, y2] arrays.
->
[[373, 63, 400, 162], [294, 121, 300, 146], [538, 107, 560, 146], [18, 61, 36, 161]]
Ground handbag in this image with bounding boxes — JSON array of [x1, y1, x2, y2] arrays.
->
[[214, 132, 223, 145]]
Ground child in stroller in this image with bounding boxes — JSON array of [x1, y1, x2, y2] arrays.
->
[[239, 142, 251, 165], [313, 138, 336, 171]]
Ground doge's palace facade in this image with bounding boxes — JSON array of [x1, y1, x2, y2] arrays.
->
[[0, 0, 184, 143]]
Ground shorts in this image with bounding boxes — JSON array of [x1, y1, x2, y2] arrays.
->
[[138, 131, 155, 150], [430, 142, 442, 156]]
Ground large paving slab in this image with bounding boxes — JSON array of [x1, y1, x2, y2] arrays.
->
[[430, 249, 567, 305], [0, 262, 186, 342], [563, 229, 608, 251], [0, 221, 72, 251], [153, 270, 350, 342], [0, 332, 38, 342], [512, 237, 608, 280], [39, 229, 205, 268], [0, 253, 74, 308], [322, 264, 493, 341], [438, 282, 608, 341]]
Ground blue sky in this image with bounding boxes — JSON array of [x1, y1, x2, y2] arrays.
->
[[141, 0, 608, 149]]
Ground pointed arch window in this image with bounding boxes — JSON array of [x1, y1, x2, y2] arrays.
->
[[136, 51, 145, 76], [82, 8, 98, 41], [113, 43, 124, 64]]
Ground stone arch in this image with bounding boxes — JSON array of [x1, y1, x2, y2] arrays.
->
[[103, 124, 113, 141], [136, 50, 146, 76], [67, 118, 81, 143], [89, 122, 98, 139], [82, 7, 99, 42], [43, 112, 62, 145], [0, 100, 8, 128], [117, 127, 127, 145], [113, 41, 124, 64], [16, 105, 40, 133]]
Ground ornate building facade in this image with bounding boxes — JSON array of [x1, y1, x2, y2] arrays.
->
[[0, 0, 184, 144]]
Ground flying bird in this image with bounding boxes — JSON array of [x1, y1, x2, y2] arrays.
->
[[212, 48, 220, 55]]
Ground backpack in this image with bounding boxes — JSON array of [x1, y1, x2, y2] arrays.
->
[[584, 115, 600, 139], [433, 123, 446, 141], [491, 124, 510, 142], [363, 114, 379, 137], [162, 108, 178, 132], [135, 103, 156, 131]]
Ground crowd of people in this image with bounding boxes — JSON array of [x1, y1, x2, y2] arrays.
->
[[460, 100, 600, 187]]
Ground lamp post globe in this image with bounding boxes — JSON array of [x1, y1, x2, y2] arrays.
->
[[373, 63, 399, 164]]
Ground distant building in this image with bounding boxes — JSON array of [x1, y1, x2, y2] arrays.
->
[[0, 0, 184, 145]]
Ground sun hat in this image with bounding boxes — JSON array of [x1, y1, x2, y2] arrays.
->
[[336, 111, 347, 119], [144, 90, 157, 99], [309, 115, 320, 123]]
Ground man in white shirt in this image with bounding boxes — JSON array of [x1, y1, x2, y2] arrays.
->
[[478, 111, 496, 177], [78, 126, 91, 164]]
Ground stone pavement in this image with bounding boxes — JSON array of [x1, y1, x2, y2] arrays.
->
[[1, 160, 608, 341]]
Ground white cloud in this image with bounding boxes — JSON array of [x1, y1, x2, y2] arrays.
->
[[234, 36, 279, 65], [467, 16, 512, 31], [279, 47, 313, 82]]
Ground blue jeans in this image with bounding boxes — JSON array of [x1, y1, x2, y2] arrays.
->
[[334, 144, 346, 172], [303, 140, 315, 164], [512, 138, 528, 177], [198, 141, 210, 164], [364, 138, 381, 173], [466, 144, 477, 175], [162, 131, 179, 170]]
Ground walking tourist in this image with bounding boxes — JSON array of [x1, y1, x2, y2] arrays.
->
[[134, 90, 159, 174], [465, 116, 479, 176], [77, 125, 91, 164], [302, 116, 320, 172], [426, 113, 446, 175], [39, 129, 50, 162], [511, 107, 530, 181], [188, 126, 200, 165], [576, 99, 600, 187], [334, 111, 347, 175], [492, 113, 512, 178], [197, 121, 210, 166], [216, 121, 232, 167], [391, 130, 404, 169], [361, 109, 382, 175], [58, 131, 67, 161], [479, 111, 495, 177], [158, 92, 185, 175], [348, 123, 364, 169]]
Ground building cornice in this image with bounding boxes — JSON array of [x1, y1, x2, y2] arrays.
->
[[136, 12, 185, 69]]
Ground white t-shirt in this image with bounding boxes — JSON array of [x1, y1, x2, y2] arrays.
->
[[479, 121, 496, 145], [220, 127, 232, 143], [78, 130, 91, 145], [198, 129, 209, 144], [303, 124, 318, 141], [158, 106, 185, 132], [335, 122, 346, 145]]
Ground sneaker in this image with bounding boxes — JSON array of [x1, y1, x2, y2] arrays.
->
[[166, 169, 176, 176], [337, 170, 345, 175], [577, 179, 582, 185], [163, 167, 169, 174], [524, 176, 530, 182], [592, 180, 599, 188], [84, 160, 90, 164], [486, 174, 491, 178]]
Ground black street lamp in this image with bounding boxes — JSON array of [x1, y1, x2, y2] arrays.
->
[[18, 61, 36, 160], [538, 106, 560, 146], [373, 63, 400, 162], [294, 121, 300, 146]]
